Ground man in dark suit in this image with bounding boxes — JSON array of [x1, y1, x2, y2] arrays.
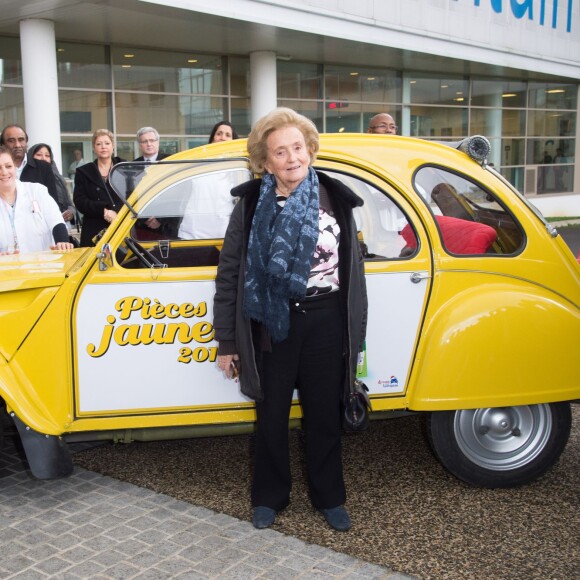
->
[[0, 124, 59, 204], [133, 126, 169, 162], [132, 126, 177, 238]]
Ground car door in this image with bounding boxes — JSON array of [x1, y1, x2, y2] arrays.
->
[[317, 163, 433, 405], [73, 160, 254, 417]]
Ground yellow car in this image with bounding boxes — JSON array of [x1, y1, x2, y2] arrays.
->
[[1, 134, 578, 488]]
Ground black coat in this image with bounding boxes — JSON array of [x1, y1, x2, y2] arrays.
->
[[73, 157, 124, 247], [20, 158, 59, 207], [213, 171, 368, 402], [133, 153, 170, 162]]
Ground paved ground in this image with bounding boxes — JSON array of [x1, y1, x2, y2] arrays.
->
[[0, 435, 412, 580]]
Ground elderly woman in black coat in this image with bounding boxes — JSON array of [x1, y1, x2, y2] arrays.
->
[[213, 108, 367, 531]]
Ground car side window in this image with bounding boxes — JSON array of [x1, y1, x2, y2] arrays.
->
[[414, 166, 524, 255], [320, 170, 417, 260], [120, 167, 252, 269]]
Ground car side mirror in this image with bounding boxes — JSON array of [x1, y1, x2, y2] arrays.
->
[[97, 243, 113, 271]]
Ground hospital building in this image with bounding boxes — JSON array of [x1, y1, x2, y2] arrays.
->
[[0, 0, 578, 215]]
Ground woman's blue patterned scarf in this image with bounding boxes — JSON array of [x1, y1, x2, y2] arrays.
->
[[243, 167, 320, 342]]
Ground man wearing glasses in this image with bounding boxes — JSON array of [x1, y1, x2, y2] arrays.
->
[[367, 113, 398, 135], [134, 127, 169, 162]]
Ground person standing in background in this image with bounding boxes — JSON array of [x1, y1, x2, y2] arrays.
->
[[367, 113, 398, 135], [0, 146, 74, 254], [134, 127, 169, 162], [29, 143, 76, 232], [73, 129, 125, 247], [0, 124, 60, 205], [208, 121, 239, 144], [68, 149, 85, 181]]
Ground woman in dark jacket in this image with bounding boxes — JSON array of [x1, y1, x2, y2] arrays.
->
[[73, 129, 124, 247], [29, 143, 75, 227], [213, 108, 367, 532]]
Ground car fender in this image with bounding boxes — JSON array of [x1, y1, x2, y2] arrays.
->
[[408, 274, 580, 410]]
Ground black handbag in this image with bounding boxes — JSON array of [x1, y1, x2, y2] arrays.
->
[[342, 379, 371, 431]]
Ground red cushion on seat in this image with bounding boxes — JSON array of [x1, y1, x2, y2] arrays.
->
[[401, 215, 497, 255]]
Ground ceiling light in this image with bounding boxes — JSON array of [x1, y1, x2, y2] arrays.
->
[[441, 84, 448, 89], [367, 77, 376, 81], [546, 89, 565, 94], [121, 65, 131, 68], [350, 72, 359, 76], [124, 54, 135, 58], [502, 93, 517, 98], [454, 97, 465, 102], [188, 59, 198, 63]]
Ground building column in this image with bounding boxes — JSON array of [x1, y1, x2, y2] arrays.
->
[[20, 19, 62, 171], [250, 51, 277, 127]]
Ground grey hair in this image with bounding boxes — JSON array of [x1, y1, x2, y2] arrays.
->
[[136, 127, 160, 140]]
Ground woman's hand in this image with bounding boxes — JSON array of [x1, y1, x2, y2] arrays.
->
[[51, 242, 75, 252], [103, 209, 117, 223], [62, 208, 75, 222], [217, 354, 240, 379]]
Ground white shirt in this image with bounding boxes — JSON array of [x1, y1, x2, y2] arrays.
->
[[16, 154, 27, 179], [0, 181, 66, 253]]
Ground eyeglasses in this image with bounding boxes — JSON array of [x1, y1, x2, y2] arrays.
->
[[139, 139, 158, 144], [370, 124, 398, 132]]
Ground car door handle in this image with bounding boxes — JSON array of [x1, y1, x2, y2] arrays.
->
[[410, 271, 430, 284]]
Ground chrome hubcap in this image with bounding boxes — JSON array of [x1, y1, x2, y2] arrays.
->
[[454, 405, 551, 471]]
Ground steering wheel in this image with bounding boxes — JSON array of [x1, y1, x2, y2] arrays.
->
[[124, 237, 165, 268]]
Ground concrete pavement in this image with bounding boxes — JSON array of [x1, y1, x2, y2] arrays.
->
[[0, 436, 413, 580]]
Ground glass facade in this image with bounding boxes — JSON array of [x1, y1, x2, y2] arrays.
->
[[0, 36, 576, 197]]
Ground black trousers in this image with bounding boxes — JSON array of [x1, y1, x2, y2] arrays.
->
[[251, 291, 346, 511]]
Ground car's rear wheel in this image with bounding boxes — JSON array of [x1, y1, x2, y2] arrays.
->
[[427, 403, 571, 488]]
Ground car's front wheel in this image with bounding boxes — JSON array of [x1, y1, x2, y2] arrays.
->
[[427, 403, 571, 488]]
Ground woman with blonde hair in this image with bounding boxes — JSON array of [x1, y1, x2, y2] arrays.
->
[[73, 129, 125, 246], [213, 108, 367, 531]]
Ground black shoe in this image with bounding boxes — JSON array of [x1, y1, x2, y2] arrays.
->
[[320, 506, 352, 531], [252, 506, 277, 529]]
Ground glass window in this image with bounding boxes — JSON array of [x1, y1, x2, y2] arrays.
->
[[125, 166, 252, 258], [526, 138, 575, 165], [500, 138, 526, 165], [532, 140, 576, 193], [414, 166, 524, 255], [499, 167, 525, 193], [278, 99, 324, 131], [112, 48, 226, 94], [230, 97, 251, 137], [528, 83, 577, 110], [57, 42, 111, 89], [320, 171, 414, 260], [0, 87, 25, 128], [114, 93, 229, 135], [325, 65, 401, 104], [527, 110, 576, 137], [277, 62, 322, 100], [0, 36, 23, 85], [471, 80, 526, 108], [408, 76, 468, 106], [229, 57, 250, 97], [470, 109, 525, 137], [59, 90, 112, 134], [409, 106, 468, 138]]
